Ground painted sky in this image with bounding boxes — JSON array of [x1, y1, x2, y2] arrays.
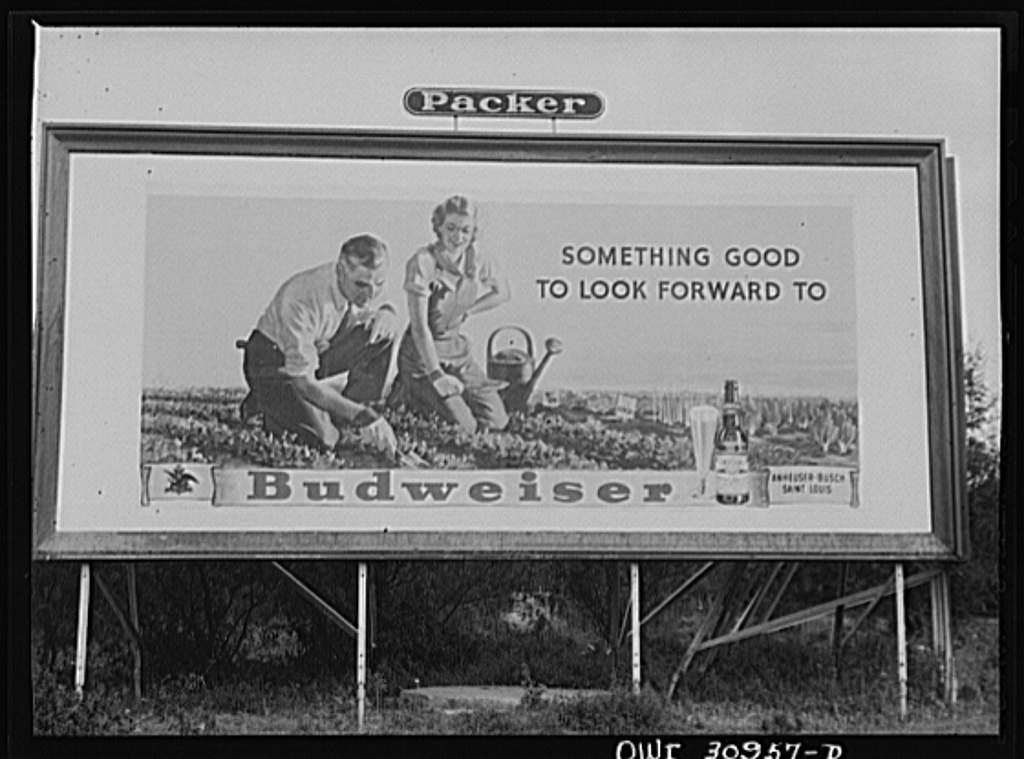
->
[[141, 179, 859, 396]]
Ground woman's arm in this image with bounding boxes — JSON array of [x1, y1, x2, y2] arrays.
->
[[467, 275, 510, 316]]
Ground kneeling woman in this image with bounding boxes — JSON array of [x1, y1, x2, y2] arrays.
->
[[395, 195, 511, 433]]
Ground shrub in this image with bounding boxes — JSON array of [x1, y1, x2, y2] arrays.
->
[[553, 687, 670, 734], [450, 707, 522, 735], [32, 669, 136, 736], [952, 347, 1001, 617]]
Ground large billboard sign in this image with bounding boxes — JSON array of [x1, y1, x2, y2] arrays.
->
[[32, 126, 967, 560]]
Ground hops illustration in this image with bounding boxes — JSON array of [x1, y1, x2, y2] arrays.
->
[[836, 416, 858, 455], [810, 413, 840, 455]]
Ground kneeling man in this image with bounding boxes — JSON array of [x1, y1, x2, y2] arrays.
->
[[240, 234, 398, 456]]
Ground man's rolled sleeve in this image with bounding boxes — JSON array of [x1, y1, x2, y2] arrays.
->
[[276, 306, 320, 379]]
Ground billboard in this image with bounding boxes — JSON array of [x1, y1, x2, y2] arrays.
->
[[32, 126, 966, 559]]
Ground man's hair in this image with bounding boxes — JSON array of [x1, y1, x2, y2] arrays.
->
[[339, 234, 389, 268]]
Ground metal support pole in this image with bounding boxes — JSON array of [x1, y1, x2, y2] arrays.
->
[[936, 568, 957, 704], [75, 563, 91, 697], [367, 563, 377, 670], [895, 563, 908, 720], [272, 561, 358, 638], [126, 564, 143, 699], [930, 573, 942, 655], [357, 562, 368, 731], [745, 562, 783, 626], [833, 562, 849, 678], [641, 561, 716, 629], [667, 562, 746, 699], [755, 562, 799, 625], [608, 562, 620, 678], [94, 567, 145, 701], [631, 562, 641, 694]]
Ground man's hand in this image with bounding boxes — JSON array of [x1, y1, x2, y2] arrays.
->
[[359, 417, 398, 457], [366, 307, 399, 344], [431, 372, 464, 399]]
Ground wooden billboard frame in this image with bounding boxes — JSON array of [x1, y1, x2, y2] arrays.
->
[[32, 124, 968, 561]]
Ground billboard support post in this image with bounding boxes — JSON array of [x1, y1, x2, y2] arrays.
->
[[667, 562, 747, 698], [931, 568, 957, 704], [74, 563, 91, 697], [357, 561, 368, 732], [941, 568, 957, 704], [126, 564, 143, 700], [621, 561, 718, 649], [271, 561, 357, 638], [895, 563, 908, 719], [631, 562, 641, 694], [93, 565, 145, 700], [664, 561, 944, 710], [608, 563, 620, 678], [832, 562, 849, 679], [367, 564, 377, 671]]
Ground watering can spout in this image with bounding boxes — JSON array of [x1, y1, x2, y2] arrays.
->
[[486, 327, 563, 413], [526, 337, 563, 397]]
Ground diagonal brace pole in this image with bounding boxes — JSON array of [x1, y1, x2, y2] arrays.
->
[[696, 568, 940, 653], [272, 561, 358, 639], [667, 562, 747, 699], [94, 570, 144, 651], [620, 561, 717, 647]]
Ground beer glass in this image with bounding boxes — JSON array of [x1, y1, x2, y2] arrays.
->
[[688, 404, 720, 499]]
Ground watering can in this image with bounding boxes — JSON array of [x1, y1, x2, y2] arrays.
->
[[487, 326, 563, 413]]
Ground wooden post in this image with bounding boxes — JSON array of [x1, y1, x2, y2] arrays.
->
[[367, 563, 377, 671], [94, 567, 145, 702], [75, 563, 91, 697], [667, 562, 746, 699], [755, 562, 799, 625], [608, 562, 620, 679], [832, 562, 849, 679], [895, 563, 908, 719], [357, 562, 368, 731], [126, 564, 143, 700], [935, 568, 957, 704], [631, 562, 641, 694]]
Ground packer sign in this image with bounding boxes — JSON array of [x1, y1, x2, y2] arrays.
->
[[404, 87, 604, 119]]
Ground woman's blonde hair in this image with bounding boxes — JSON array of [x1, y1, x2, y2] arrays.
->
[[431, 195, 479, 242]]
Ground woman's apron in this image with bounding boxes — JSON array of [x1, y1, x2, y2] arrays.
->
[[396, 246, 508, 430], [398, 246, 479, 378]]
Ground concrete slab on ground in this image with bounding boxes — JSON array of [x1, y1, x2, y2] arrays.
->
[[400, 685, 609, 711]]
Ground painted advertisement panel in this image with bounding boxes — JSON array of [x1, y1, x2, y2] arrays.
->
[[33, 129, 964, 558]]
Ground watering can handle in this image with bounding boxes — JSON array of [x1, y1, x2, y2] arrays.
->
[[487, 326, 534, 360]]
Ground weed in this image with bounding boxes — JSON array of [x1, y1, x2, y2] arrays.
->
[[450, 707, 521, 735], [519, 681, 547, 710], [32, 670, 136, 736], [553, 686, 670, 735]]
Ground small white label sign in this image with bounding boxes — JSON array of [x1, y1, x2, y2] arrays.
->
[[767, 466, 857, 506]]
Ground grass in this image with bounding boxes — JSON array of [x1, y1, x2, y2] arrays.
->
[[32, 616, 1000, 736]]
